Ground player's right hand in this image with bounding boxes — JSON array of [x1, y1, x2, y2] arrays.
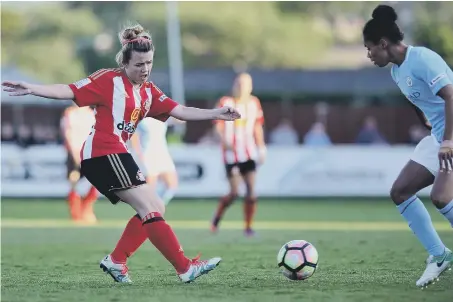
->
[[1, 81, 32, 96]]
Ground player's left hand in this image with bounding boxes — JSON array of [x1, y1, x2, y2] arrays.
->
[[216, 106, 241, 121], [438, 140, 453, 172]]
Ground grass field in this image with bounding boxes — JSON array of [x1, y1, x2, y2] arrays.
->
[[1, 198, 452, 302]]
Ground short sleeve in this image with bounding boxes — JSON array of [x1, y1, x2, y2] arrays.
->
[[68, 69, 108, 107], [254, 97, 264, 125], [146, 83, 179, 122], [413, 49, 452, 95]]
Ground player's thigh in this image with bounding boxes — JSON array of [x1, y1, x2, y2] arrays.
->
[[114, 184, 165, 217], [225, 163, 240, 194], [390, 160, 434, 204], [239, 160, 257, 196], [80, 153, 151, 209], [431, 171, 453, 208]]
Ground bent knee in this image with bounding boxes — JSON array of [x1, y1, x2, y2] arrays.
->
[[430, 190, 452, 208], [390, 184, 413, 205]]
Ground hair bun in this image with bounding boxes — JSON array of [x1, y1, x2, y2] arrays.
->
[[119, 24, 145, 44], [372, 5, 398, 23]]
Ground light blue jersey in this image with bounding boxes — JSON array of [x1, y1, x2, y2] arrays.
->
[[391, 46, 453, 142]]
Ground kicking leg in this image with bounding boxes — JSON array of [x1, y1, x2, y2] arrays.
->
[[114, 185, 221, 283]]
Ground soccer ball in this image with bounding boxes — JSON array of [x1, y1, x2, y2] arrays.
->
[[277, 240, 319, 281]]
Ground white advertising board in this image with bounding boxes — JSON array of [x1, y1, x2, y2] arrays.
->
[[1, 143, 432, 198]]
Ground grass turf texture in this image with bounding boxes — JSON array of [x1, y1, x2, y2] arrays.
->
[[2, 199, 452, 302]]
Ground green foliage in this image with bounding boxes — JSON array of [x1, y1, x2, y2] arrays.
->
[[413, 2, 453, 66], [3, 1, 453, 82], [133, 2, 333, 69], [1, 3, 102, 83]]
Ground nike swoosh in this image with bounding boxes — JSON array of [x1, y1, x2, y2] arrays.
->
[[437, 254, 447, 268]]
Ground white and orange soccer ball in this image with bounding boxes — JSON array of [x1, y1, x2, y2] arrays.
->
[[277, 240, 319, 281]]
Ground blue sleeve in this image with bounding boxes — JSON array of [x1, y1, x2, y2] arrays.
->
[[413, 49, 452, 95]]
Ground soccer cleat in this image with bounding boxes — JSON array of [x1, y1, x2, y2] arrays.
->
[[210, 223, 218, 234], [178, 255, 222, 283], [416, 248, 452, 288], [244, 228, 255, 237], [100, 255, 132, 283]]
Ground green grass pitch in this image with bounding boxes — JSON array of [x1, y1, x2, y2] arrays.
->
[[1, 198, 452, 302]]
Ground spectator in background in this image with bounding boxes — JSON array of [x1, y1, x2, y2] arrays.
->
[[1, 122, 16, 143], [355, 116, 387, 145], [269, 118, 299, 145], [32, 124, 47, 145], [408, 124, 430, 145], [303, 122, 332, 146]]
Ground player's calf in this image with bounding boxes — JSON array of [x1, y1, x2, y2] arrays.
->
[[430, 172, 453, 227], [211, 193, 237, 232]]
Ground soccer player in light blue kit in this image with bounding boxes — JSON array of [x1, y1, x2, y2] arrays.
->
[[363, 5, 453, 288]]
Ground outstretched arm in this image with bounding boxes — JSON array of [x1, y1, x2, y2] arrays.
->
[[169, 105, 240, 121], [2, 81, 74, 100]]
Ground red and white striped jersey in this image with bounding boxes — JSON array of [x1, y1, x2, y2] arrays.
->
[[216, 96, 264, 164], [68, 68, 178, 160], [60, 106, 95, 152]]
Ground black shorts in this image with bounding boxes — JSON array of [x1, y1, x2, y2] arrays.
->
[[66, 152, 83, 179], [225, 160, 257, 177], [80, 153, 146, 204]]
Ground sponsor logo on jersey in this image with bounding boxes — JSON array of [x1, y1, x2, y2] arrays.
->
[[429, 73, 446, 87], [116, 121, 136, 134], [73, 78, 91, 89]]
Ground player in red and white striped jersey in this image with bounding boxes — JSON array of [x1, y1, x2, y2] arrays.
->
[[60, 105, 98, 222], [211, 73, 266, 237], [2, 23, 241, 284]]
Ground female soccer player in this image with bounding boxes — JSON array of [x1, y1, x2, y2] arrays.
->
[[131, 116, 179, 205], [363, 5, 453, 288], [211, 73, 266, 237], [2, 24, 240, 284], [61, 104, 98, 223]]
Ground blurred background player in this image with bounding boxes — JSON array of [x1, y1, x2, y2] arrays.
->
[[60, 104, 98, 222], [131, 117, 179, 205], [211, 73, 266, 236], [363, 4, 453, 288]]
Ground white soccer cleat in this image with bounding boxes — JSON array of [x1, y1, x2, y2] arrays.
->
[[178, 255, 222, 283], [416, 248, 452, 288], [100, 255, 132, 283]]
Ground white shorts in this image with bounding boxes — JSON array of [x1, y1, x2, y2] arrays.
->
[[410, 135, 440, 176], [143, 151, 176, 177]]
